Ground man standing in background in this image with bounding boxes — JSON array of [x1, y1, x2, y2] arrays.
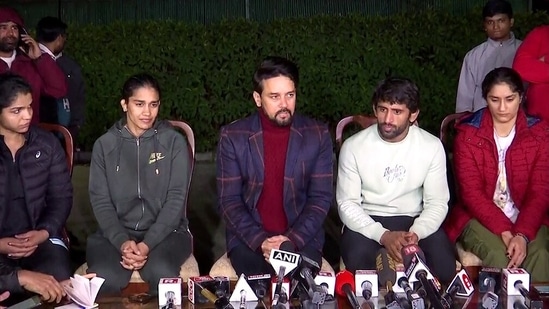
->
[[0, 7, 67, 123], [36, 16, 85, 144], [455, 0, 521, 112], [513, 25, 549, 122]]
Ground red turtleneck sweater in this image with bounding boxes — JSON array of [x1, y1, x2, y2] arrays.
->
[[256, 111, 290, 234]]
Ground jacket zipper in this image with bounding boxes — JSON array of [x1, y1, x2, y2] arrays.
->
[[135, 138, 145, 230]]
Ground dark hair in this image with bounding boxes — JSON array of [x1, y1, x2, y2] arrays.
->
[[0, 73, 32, 110], [481, 67, 524, 100], [121, 73, 161, 102], [371, 77, 419, 113], [36, 16, 67, 43], [482, 0, 513, 19], [253, 56, 299, 94]]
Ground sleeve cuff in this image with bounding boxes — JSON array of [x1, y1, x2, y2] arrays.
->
[[248, 231, 269, 251], [513, 228, 536, 243], [409, 225, 431, 241], [365, 224, 388, 245], [112, 233, 130, 253]]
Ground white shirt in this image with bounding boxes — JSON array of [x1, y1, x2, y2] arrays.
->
[[0, 51, 16, 69], [336, 125, 449, 243], [39, 43, 61, 60], [493, 127, 519, 222]]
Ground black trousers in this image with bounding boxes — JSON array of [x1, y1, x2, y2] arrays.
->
[[0, 239, 71, 301], [341, 215, 456, 285], [229, 244, 322, 276], [86, 230, 192, 295]]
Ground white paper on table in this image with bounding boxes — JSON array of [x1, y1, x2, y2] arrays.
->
[[60, 274, 105, 309]]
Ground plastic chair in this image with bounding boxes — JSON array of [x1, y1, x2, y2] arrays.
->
[[37, 123, 74, 176], [335, 115, 377, 150], [439, 112, 471, 147], [439, 112, 482, 270]]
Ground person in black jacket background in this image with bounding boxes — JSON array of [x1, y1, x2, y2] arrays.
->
[[36, 16, 85, 147], [0, 73, 72, 304]]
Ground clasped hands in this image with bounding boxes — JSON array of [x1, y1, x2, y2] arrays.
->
[[0, 230, 49, 259], [261, 235, 291, 262], [380, 231, 419, 263], [120, 240, 149, 271]]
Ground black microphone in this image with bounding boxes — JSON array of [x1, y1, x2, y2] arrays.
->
[[335, 270, 361, 309], [197, 282, 234, 309], [513, 298, 528, 309], [298, 254, 327, 305], [376, 248, 399, 306], [479, 267, 501, 294], [481, 277, 498, 309], [401, 244, 445, 309], [398, 276, 426, 309], [514, 280, 544, 309], [269, 241, 300, 307]]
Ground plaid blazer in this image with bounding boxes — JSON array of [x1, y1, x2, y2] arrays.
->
[[216, 112, 333, 253]]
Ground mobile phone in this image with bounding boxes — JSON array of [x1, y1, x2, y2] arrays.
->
[[18, 26, 30, 54], [128, 292, 153, 304]]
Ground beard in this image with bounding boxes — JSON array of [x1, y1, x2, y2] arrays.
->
[[264, 107, 293, 127], [0, 36, 17, 53], [377, 122, 409, 141]]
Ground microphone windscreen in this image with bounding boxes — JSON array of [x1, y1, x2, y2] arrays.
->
[[400, 244, 426, 270], [279, 241, 296, 252], [376, 248, 397, 286], [335, 270, 355, 297]]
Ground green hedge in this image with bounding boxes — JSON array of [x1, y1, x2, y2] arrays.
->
[[68, 10, 549, 152]]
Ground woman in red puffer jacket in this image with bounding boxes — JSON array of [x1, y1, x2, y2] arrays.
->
[[444, 67, 549, 282]]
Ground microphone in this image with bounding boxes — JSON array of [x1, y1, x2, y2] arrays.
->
[[315, 271, 336, 300], [480, 276, 498, 309], [362, 281, 373, 299], [230, 274, 258, 304], [335, 270, 361, 309], [298, 254, 327, 304], [197, 282, 234, 309], [446, 269, 475, 297], [479, 267, 502, 294], [514, 280, 543, 309], [503, 268, 530, 296], [239, 290, 246, 309], [355, 269, 379, 299], [245, 274, 270, 299], [376, 248, 405, 308], [513, 299, 528, 309], [269, 241, 300, 307], [401, 244, 445, 309], [397, 276, 426, 309]]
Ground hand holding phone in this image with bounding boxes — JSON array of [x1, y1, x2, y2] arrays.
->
[[17, 27, 40, 59]]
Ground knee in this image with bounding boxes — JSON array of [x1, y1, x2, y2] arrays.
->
[[482, 249, 508, 268], [341, 246, 374, 273], [140, 260, 181, 283], [528, 246, 549, 261], [88, 263, 130, 291]]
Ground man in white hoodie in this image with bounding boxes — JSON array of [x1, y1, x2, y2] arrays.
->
[[337, 77, 455, 284]]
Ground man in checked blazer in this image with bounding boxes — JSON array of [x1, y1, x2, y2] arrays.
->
[[216, 56, 333, 275]]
